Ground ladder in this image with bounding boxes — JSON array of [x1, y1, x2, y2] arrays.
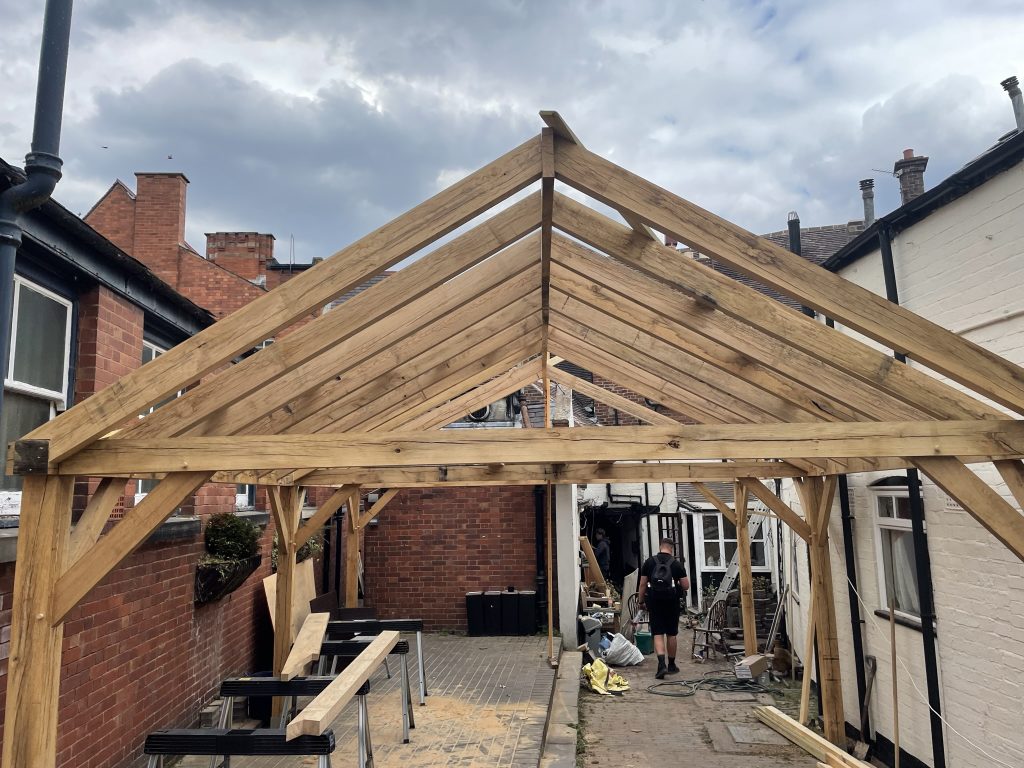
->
[[711, 507, 767, 606]]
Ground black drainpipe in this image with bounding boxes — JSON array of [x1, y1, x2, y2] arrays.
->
[[789, 213, 822, 717], [879, 225, 946, 768], [822, 315, 871, 736], [533, 485, 547, 625], [0, 0, 74, 419]]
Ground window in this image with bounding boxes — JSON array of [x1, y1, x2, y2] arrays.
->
[[236, 484, 256, 510], [1, 277, 72, 497], [696, 512, 767, 570], [873, 489, 921, 619], [136, 341, 183, 501]]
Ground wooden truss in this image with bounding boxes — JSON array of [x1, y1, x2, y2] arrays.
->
[[6, 113, 1024, 766]]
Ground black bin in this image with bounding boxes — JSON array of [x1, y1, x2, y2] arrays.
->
[[465, 591, 484, 636], [482, 591, 502, 636], [517, 590, 537, 635], [500, 589, 518, 635]]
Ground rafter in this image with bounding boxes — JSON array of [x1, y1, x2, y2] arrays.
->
[[128, 195, 542, 440], [31, 137, 544, 463], [552, 138, 1024, 415], [546, 363, 678, 426]]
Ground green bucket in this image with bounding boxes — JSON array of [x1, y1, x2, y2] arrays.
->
[[635, 630, 653, 655]]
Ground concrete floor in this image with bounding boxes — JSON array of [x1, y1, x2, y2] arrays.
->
[[177, 634, 555, 768]]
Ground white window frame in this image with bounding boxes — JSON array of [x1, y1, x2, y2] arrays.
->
[[1, 277, 73, 514], [4, 276, 73, 408], [693, 510, 770, 573], [870, 486, 922, 622], [135, 341, 184, 503]]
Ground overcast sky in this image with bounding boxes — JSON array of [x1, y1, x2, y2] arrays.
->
[[1, 1, 1021, 263]]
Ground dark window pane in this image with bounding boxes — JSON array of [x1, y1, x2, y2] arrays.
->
[[12, 284, 67, 393], [751, 541, 766, 567], [895, 497, 912, 520], [723, 517, 737, 540], [1, 392, 52, 491], [702, 515, 720, 540], [703, 543, 720, 567], [724, 541, 737, 562], [137, 478, 159, 495]]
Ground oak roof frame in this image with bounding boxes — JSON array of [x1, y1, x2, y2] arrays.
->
[[10, 111, 1024, 765]]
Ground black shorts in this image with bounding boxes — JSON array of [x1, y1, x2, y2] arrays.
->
[[647, 597, 681, 636]]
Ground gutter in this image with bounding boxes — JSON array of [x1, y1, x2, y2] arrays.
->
[[0, 0, 74, 417]]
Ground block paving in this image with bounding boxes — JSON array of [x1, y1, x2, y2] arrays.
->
[[182, 634, 555, 768]]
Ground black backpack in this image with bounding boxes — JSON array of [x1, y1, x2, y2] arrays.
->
[[650, 557, 676, 594]]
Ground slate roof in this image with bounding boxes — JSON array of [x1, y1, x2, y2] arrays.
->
[[696, 221, 865, 310], [326, 272, 394, 310], [677, 480, 735, 507]]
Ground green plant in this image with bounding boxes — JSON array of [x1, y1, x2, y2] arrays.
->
[[204, 513, 261, 560], [752, 575, 773, 594], [271, 530, 324, 572], [701, 582, 718, 611]]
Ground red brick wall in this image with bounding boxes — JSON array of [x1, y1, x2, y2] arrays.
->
[[175, 249, 266, 320], [206, 233, 274, 282], [84, 183, 136, 256], [0, 523, 276, 768], [361, 487, 538, 630]]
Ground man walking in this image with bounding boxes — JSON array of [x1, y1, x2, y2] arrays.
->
[[638, 538, 689, 679]]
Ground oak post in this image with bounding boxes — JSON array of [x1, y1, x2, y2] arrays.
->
[[345, 489, 361, 608], [734, 482, 758, 656], [268, 486, 302, 717], [2, 476, 75, 768], [796, 478, 846, 744]]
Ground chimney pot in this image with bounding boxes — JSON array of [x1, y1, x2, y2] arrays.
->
[[1001, 75, 1024, 131], [860, 179, 875, 226], [902, 148, 914, 160]]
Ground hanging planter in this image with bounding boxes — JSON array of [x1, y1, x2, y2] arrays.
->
[[194, 513, 263, 605], [195, 554, 262, 604]]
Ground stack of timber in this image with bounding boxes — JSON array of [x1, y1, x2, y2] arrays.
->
[[753, 706, 869, 767]]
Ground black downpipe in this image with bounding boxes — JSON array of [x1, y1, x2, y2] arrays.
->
[[0, 0, 74, 419], [790, 214, 821, 716], [533, 485, 547, 625], [838, 472, 869, 734], [824, 315, 871, 736], [788, 213, 815, 319], [879, 226, 946, 768]]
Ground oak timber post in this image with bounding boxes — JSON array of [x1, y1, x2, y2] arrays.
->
[[796, 477, 845, 744], [2, 476, 75, 768], [734, 481, 758, 656], [345, 489, 361, 608]]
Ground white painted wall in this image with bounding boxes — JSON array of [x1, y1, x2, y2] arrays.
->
[[555, 482, 581, 645], [785, 161, 1024, 768]]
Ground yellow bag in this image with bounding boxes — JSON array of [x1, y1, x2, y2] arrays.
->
[[582, 659, 630, 695]]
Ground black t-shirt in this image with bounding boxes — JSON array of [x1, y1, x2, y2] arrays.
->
[[641, 552, 686, 599]]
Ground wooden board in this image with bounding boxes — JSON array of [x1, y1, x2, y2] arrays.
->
[[754, 706, 869, 766], [280, 612, 330, 681], [263, 558, 315, 638], [579, 536, 606, 587], [286, 630, 400, 739]]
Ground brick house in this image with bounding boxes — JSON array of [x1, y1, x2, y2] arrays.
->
[[777, 92, 1024, 767], [0, 158, 283, 768]]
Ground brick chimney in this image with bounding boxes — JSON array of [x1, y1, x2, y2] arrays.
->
[[893, 149, 928, 205], [206, 232, 275, 284], [133, 172, 189, 286]]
